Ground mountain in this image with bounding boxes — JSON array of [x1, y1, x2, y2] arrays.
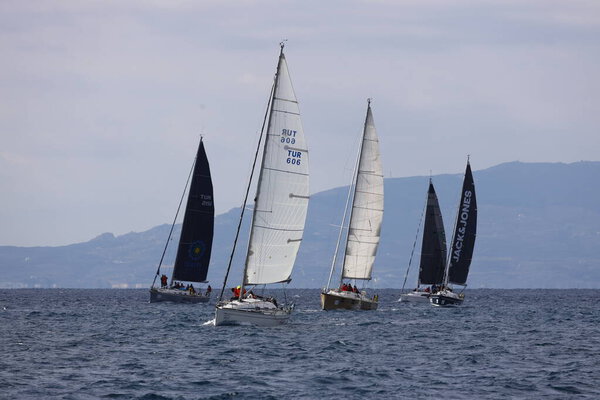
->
[[1, 161, 599, 289]]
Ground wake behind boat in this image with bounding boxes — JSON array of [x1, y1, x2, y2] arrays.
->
[[320, 100, 383, 311], [149, 138, 214, 304], [430, 159, 477, 307], [215, 43, 310, 326]]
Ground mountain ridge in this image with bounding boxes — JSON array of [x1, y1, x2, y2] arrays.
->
[[1, 160, 599, 289]]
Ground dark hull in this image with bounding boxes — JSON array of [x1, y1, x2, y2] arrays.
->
[[320, 291, 378, 311], [430, 293, 463, 307], [149, 288, 210, 304]]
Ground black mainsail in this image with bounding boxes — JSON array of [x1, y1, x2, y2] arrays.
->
[[446, 161, 477, 285], [171, 139, 214, 283], [418, 181, 447, 286]]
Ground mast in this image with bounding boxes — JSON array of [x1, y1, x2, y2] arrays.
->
[[171, 138, 214, 284], [418, 179, 447, 286], [340, 99, 371, 286], [239, 43, 285, 299], [443, 157, 477, 287]]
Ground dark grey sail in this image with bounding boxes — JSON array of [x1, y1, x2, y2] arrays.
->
[[447, 161, 477, 285], [418, 181, 447, 285], [172, 139, 214, 283]]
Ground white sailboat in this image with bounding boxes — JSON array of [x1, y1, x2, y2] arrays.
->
[[320, 100, 384, 311], [215, 44, 309, 326]]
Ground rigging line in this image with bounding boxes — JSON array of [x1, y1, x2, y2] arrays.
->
[[152, 139, 199, 289], [339, 100, 371, 288], [400, 194, 427, 294], [217, 82, 275, 303], [240, 46, 286, 301]]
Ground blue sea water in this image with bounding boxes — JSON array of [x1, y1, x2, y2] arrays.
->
[[1, 289, 599, 399]]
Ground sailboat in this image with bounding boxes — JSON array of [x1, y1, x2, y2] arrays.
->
[[430, 160, 477, 306], [400, 179, 447, 302], [214, 44, 309, 326], [320, 100, 384, 311], [149, 138, 214, 303]]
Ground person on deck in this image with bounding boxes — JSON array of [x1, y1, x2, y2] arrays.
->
[[160, 275, 168, 288], [205, 285, 212, 296]]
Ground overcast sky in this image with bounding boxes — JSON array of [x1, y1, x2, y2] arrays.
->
[[1, 0, 599, 246]]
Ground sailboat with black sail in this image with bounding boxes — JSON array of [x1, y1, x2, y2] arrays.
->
[[320, 100, 384, 311], [400, 179, 447, 302], [430, 160, 477, 306], [214, 44, 309, 326], [149, 138, 214, 303]]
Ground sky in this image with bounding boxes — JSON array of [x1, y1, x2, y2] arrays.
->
[[1, 0, 599, 247]]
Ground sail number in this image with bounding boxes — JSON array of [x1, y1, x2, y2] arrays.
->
[[287, 150, 302, 165], [280, 128, 297, 144]]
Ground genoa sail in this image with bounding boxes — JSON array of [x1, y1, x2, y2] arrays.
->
[[418, 181, 447, 285], [244, 51, 310, 286], [447, 161, 477, 285], [342, 102, 384, 281], [172, 140, 215, 283]]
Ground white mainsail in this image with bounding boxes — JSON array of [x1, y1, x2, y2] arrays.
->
[[342, 103, 384, 280], [244, 52, 310, 285]]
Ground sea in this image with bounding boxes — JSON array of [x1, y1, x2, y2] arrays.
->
[[1, 289, 599, 399]]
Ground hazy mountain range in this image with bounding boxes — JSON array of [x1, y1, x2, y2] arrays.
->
[[1, 161, 599, 289]]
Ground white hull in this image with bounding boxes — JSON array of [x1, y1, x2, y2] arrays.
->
[[399, 291, 431, 303], [214, 298, 291, 326], [149, 287, 210, 304]]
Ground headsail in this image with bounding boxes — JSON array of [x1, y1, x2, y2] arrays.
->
[[244, 49, 310, 285], [172, 139, 215, 283], [342, 102, 384, 280], [447, 161, 477, 285], [418, 181, 447, 285]]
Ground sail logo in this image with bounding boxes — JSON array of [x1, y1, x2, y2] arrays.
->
[[188, 240, 206, 261], [451, 190, 472, 263]]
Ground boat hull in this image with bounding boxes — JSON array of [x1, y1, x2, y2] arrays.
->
[[149, 288, 210, 304], [430, 291, 464, 307], [320, 290, 378, 311], [399, 291, 431, 303], [214, 299, 291, 326]]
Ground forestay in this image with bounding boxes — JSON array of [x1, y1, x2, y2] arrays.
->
[[244, 52, 310, 285], [342, 104, 384, 280]]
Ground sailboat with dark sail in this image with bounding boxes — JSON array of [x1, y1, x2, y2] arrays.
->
[[400, 179, 447, 302], [214, 44, 310, 326], [320, 100, 384, 311], [430, 160, 477, 306], [149, 138, 214, 303]]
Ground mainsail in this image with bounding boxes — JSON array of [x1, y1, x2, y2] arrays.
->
[[418, 181, 447, 285], [244, 50, 310, 286], [447, 161, 477, 285], [171, 140, 214, 283], [342, 102, 384, 280]]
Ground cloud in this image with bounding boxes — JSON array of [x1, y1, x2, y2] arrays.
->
[[1, 0, 599, 245]]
